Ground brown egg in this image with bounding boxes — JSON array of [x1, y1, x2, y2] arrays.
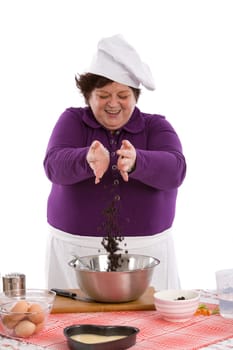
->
[[4, 300, 29, 326], [14, 320, 36, 337], [34, 321, 45, 334], [2, 315, 18, 329], [28, 303, 45, 324], [11, 300, 29, 313]]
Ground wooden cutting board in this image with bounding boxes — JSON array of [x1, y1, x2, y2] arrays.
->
[[51, 287, 155, 313]]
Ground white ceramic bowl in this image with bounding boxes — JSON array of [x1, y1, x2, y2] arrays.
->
[[154, 289, 200, 322]]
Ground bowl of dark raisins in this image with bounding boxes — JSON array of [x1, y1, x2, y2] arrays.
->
[[154, 289, 200, 322]]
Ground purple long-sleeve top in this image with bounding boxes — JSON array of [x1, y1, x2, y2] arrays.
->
[[43, 106, 186, 236]]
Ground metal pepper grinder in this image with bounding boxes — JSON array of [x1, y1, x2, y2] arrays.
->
[[2, 273, 26, 297]]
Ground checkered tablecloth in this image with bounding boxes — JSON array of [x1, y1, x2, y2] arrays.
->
[[1, 290, 233, 350]]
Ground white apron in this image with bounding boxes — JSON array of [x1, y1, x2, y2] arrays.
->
[[45, 226, 180, 291]]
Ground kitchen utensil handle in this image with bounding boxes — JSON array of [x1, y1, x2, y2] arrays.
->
[[51, 288, 93, 302], [51, 288, 77, 299]]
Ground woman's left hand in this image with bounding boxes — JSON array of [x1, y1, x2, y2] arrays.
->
[[117, 140, 136, 182]]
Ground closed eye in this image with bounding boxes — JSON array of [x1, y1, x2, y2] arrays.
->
[[99, 95, 109, 99], [119, 95, 129, 99]]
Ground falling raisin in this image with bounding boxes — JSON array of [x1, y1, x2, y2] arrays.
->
[[100, 200, 128, 271]]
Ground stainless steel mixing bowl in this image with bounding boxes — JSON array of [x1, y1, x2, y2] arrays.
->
[[68, 254, 160, 303]]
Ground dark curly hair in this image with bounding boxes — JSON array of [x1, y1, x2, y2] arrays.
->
[[75, 73, 141, 104]]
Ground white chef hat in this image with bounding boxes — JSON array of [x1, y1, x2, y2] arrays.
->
[[88, 34, 155, 90]]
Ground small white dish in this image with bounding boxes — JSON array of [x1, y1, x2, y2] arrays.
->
[[154, 289, 200, 322]]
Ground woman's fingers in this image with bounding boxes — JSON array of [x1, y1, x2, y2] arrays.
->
[[117, 140, 136, 179], [120, 170, 129, 182], [87, 141, 110, 184]]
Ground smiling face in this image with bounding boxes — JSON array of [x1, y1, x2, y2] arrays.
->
[[88, 82, 137, 131]]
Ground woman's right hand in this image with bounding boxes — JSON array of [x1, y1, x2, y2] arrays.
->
[[86, 140, 110, 184]]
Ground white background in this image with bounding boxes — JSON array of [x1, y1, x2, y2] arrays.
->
[[0, 0, 232, 290]]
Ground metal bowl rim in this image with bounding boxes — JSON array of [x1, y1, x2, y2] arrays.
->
[[70, 254, 160, 272]]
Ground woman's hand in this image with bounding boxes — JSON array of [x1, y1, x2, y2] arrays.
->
[[86, 140, 110, 184], [117, 140, 136, 182]]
